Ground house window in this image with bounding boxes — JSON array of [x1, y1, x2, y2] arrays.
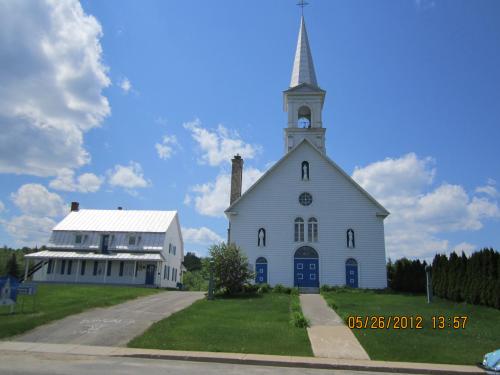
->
[[169, 244, 172, 254], [301, 161, 309, 181], [294, 217, 304, 242], [308, 217, 318, 242], [299, 192, 313, 206], [75, 234, 82, 244], [47, 259, 53, 274], [60, 260, 66, 275], [81, 261, 86, 276], [128, 236, 136, 245], [119, 261, 124, 277], [167, 266, 170, 280], [93, 261, 98, 276], [257, 228, 266, 247], [164, 265, 167, 279], [347, 229, 355, 248], [173, 246, 176, 256], [67, 260, 73, 275], [107, 262, 112, 276]]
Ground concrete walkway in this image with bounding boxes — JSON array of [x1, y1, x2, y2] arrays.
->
[[0, 341, 484, 375], [300, 294, 370, 360], [13, 291, 204, 347]]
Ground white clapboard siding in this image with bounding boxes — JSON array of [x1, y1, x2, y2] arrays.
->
[[229, 141, 387, 288]]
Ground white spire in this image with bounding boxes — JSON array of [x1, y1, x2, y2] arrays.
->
[[290, 16, 318, 88]]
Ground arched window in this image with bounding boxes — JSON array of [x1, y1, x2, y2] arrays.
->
[[298, 105, 311, 128], [308, 218, 318, 242], [301, 161, 309, 181], [347, 229, 355, 248], [294, 217, 304, 242], [257, 228, 266, 247]]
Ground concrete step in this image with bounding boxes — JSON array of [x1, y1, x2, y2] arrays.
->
[[298, 287, 319, 294]]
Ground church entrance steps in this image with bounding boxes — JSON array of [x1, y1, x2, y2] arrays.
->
[[299, 294, 369, 360], [298, 287, 319, 294]]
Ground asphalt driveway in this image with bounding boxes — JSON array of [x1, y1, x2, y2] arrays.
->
[[13, 291, 204, 347]]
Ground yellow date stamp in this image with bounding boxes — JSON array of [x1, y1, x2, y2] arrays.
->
[[347, 315, 468, 330]]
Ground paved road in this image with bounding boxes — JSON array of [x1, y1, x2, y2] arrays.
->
[[300, 294, 370, 360], [14, 291, 204, 347], [0, 351, 413, 375]]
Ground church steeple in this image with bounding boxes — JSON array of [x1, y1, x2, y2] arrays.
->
[[290, 16, 318, 88], [284, 15, 326, 154]]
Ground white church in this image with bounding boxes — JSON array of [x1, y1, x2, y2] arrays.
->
[[225, 16, 389, 290]]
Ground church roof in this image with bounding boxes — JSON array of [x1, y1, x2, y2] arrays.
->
[[225, 139, 390, 217], [290, 16, 318, 88]]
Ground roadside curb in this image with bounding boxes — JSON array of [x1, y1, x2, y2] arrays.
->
[[0, 341, 485, 375]]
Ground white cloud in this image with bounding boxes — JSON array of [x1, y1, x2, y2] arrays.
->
[[3, 215, 56, 247], [475, 180, 499, 198], [183, 194, 192, 206], [415, 0, 436, 11], [184, 119, 261, 166], [188, 167, 264, 217], [182, 227, 224, 245], [352, 153, 499, 260], [10, 184, 66, 218], [49, 168, 103, 193], [107, 162, 151, 189], [119, 77, 132, 93], [155, 134, 179, 160], [452, 242, 476, 256], [0, 0, 110, 177]]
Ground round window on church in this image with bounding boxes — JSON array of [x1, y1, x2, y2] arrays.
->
[[299, 192, 313, 206]]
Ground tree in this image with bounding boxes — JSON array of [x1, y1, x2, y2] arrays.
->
[[183, 252, 202, 272], [5, 253, 20, 278], [209, 243, 253, 295]]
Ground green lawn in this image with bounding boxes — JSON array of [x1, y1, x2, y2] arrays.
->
[[128, 293, 313, 356], [0, 284, 161, 339], [322, 289, 500, 365]]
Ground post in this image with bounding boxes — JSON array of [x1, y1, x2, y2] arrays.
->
[[103, 260, 108, 284], [133, 261, 137, 283], [75, 259, 81, 283], [207, 260, 215, 300], [425, 265, 432, 304], [24, 259, 30, 282]]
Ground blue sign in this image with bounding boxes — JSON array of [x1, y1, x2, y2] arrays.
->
[[0, 276, 20, 305]]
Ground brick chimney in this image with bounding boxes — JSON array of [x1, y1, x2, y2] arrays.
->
[[230, 154, 243, 205], [70, 201, 79, 212]]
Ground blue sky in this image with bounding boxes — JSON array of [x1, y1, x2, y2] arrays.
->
[[0, 0, 499, 259]]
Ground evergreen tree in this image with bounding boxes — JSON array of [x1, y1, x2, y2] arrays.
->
[[5, 253, 19, 278]]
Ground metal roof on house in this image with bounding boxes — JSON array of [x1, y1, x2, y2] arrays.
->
[[25, 250, 163, 261], [52, 209, 177, 233]]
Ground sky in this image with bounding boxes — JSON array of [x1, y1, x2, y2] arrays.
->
[[0, 0, 499, 260]]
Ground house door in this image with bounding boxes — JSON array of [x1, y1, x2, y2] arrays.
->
[[294, 246, 319, 288], [345, 258, 358, 288], [101, 235, 109, 253], [255, 257, 267, 284], [145, 264, 156, 285]]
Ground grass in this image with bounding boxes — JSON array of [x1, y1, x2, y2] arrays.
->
[[321, 288, 500, 365], [128, 293, 313, 356], [0, 284, 161, 339]]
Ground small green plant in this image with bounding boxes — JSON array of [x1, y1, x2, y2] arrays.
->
[[273, 284, 292, 294], [289, 290, 309, 328], [257, 283, 271, 294], [291, 311, 309, 328]]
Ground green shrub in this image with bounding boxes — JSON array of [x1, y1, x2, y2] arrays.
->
[[291, 311, 309, 328], [209, 243, 253, 295], [242, 284, 259, 294], [257, 283, 271, 294], [273, 284, 292, 294]]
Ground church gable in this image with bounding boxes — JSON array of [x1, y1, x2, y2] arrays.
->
[[225, 139, 389, 217]]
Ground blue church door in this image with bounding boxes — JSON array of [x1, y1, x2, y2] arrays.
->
[[294, 247, 319, 288], [255, 257, 267, 284], [345, 258, 358, 288]]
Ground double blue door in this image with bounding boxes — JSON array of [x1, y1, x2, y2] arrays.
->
[[255, 263, 267, 284], [145, 265, 156, 285], [346, 263, 358, 288], [294, 259, 319, 288]]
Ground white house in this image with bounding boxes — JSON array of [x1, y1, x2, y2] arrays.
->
[[225, 16, 389, 290], [25, 203, 184, 288]]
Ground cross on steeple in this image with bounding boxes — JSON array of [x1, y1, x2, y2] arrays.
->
[[297, 0, 309, 15]]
